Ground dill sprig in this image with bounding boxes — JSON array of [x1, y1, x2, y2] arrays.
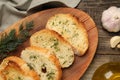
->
[[0, 21, 34, 59]]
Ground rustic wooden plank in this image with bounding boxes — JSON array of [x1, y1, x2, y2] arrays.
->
[[77, 0, 120, 80], [0, 0, 120, 80], [97, 28, 120, 54], [77, 0, 120, 55], [0, 8, 98, 80]]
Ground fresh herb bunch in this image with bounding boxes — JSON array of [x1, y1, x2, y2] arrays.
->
[[0, 21, 34, 59]]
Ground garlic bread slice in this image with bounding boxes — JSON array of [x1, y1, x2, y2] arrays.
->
[[46, 14, 89, 56], [21, 46, 62, 80], [30, 29, 74, 68], [0, 56, 39, 80]]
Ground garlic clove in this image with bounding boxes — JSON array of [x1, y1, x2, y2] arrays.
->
[[110, 36, 120, 48], [117, 44, 120, 48]]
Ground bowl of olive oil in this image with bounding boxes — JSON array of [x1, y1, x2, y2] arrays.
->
[[92, 62, 120, 80]]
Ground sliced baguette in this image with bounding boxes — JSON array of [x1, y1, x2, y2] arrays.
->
[[46, 14, 89, 56], [30, 29, 74, 68], [0, 56, 39, 80], [21, 46, 62, 80]]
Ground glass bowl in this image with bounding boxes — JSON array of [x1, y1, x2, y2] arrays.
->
[[92, 62, 120, 80]]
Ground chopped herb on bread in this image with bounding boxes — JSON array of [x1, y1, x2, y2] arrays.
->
[[0, 56, 39, 80], [30, 29, 74, 68], [21, 46, 62, 80], [46, 14, 89, 56]]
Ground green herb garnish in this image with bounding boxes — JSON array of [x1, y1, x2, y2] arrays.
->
[[47, 72, 55, 80], [72, 33, 79, 38], [29, 55, 37, 61], [50, 38, 60, 52], [0, 21, 34, 59], [27, 63, 34, 70], [17, 76, 23, 80]]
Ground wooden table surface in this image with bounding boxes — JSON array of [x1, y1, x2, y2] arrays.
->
[[77, 0, 120, 80], [0, 0, 120, 80]]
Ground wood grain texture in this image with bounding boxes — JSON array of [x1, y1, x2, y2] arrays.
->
[[0, 8, 98, 80], [77, 0, 120, 55], [78, 0, 120, 80]]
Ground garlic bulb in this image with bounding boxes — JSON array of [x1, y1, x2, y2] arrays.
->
[[101, 6, 120, 32]]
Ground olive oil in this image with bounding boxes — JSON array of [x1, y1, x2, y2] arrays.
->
[[92, 62, 120, 80]]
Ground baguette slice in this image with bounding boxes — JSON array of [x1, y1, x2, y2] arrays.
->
[[0, 56, 39, 80], [46, 14, 89, 56], [21, 46, 62, 80], [30, 29, 74, 68]]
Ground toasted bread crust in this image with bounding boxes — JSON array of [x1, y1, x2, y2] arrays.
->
[[0, 56, 40, 80], [21, 46, 62, 80], [46, 13, 89, 56], [26, 46, 62, 71], [30, 29, 74, 68], [31, 29, 71, 46]]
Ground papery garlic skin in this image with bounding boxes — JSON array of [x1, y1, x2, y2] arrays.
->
[[101, 6, 120, 32]]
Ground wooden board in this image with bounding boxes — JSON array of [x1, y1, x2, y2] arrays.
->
[[0, 8, 98, 80]]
